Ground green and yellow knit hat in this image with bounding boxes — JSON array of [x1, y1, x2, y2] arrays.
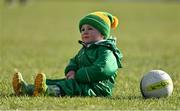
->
[[79, 11, 119, 39]]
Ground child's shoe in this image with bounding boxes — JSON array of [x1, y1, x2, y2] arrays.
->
[[33, 73, 47, 96], [12, 72, 27, 96]]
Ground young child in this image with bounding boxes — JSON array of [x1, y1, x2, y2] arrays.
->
[[12, 11, 123, 97]]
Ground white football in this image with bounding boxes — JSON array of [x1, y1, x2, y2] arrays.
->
[[140, 70, 173, 98]]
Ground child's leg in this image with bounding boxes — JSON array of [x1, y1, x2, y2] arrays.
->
[[34, 73, 89, 97], [47, 85, 61, 96], [47, 79, 84, 96], [12, 72, 34, 96]]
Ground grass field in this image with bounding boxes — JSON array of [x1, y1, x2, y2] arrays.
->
[[0, 0, 180, 110]]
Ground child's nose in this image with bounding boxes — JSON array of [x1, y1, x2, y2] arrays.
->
[[83, 29, 88, 34]]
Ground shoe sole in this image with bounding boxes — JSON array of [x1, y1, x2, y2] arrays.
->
[[33, 73, 46, 96], [12, 72, 21, 96]]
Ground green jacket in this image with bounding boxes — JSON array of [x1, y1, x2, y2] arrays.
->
[[46, 38, 122, 96], [65, 39, 122, 82], [65, 38, 122, 96]]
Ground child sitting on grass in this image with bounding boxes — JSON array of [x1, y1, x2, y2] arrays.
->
[[12, 11, 123, 97]]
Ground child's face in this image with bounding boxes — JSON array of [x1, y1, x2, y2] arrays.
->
[[80, 24, 104, 43]]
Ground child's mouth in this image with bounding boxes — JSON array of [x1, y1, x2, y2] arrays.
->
[[83, 35, 89, 39]]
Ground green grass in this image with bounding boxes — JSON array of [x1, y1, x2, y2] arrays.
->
[[0, 0, 180, 110]]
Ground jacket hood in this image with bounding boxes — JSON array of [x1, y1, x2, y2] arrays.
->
[[79, 38, 123, 68], [95, 38, 123, 68]]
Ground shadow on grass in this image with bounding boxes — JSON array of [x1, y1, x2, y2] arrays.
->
[[109, 95, 180, 100], [2, 93, 175, 101], [110, 95, 143, 100], [0, 93, 143, 100]]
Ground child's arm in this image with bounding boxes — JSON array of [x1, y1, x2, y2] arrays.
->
[[75, 47, 119, 83], [64, 55, 78, 76]]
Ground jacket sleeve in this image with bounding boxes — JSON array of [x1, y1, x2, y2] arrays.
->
[[64, 54, 79, 76], [75, 47, 119, 83]]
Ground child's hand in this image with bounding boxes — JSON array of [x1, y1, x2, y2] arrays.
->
[[66, 70, 75, 79]]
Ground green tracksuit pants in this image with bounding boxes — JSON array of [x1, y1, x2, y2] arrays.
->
[[25, 79, 112, 97]]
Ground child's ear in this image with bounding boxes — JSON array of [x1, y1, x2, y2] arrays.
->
[[101, 35, 105, 39]]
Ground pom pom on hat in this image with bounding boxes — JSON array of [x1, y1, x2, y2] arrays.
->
[[111, 16, 119, 29], [79, 11, 119, 39]]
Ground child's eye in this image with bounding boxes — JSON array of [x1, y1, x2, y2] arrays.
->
[[81, 28, 85, 32], [88, 27, 93, 30]]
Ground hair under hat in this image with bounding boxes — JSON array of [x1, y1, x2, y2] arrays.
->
[[79, 11, 119, 39]]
